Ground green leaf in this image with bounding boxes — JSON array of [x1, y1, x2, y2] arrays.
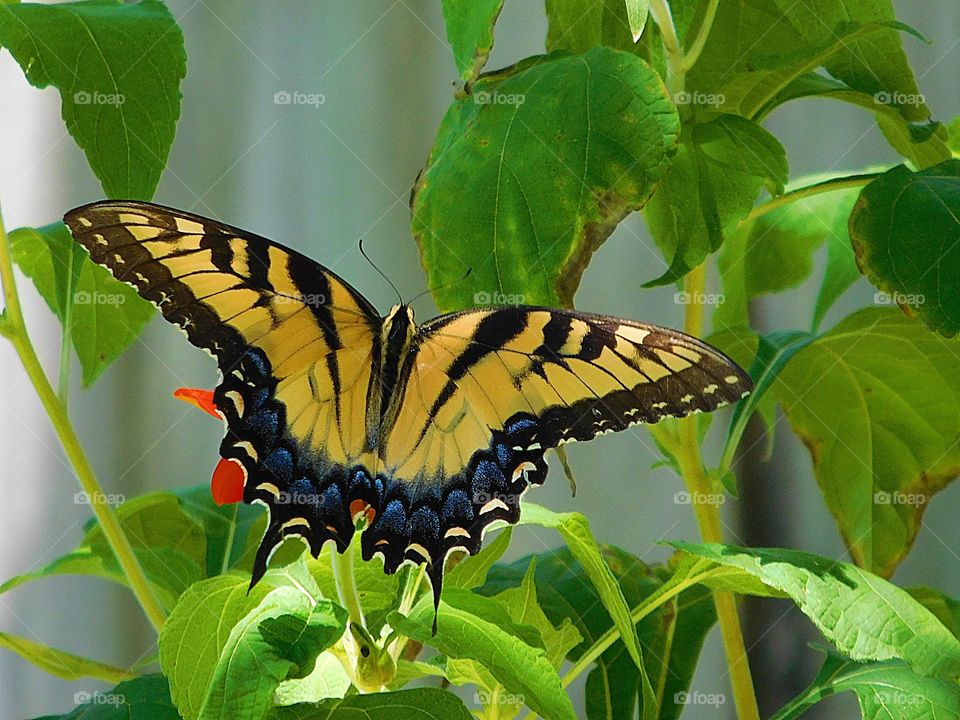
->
[[268, 688, 474, 720], [716, 173, 865, 331], [624, 0, 648, 41], [159, 567, 330, 720], [768, 0, 930, 122], [849, 160, 960, 337], [776, 308, 960, 575], [772, 650, 960, 720], [519, 504, 645, 678], [0, 631, 134, 683], [274, 653, 351, 706], [390, 588, 575, 720], [0, 492, 205, 610], [643, 115, 788, 286], [0, 0, 186, 199], [483, 548, 717, 720], [908, 587, 960, 640], [30, 674, 180, 720], [717, 21, 921, 120], [412, 46, 679, 310], [10, 223, 154, 385], [675, 542, 960, 680], [494, 558, 582, 670], [441, 0, 504, 84], [446, 527, 512, 589], [307, 536, 399, 616]]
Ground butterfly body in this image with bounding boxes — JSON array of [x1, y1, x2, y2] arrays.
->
[[64, 200, 752, 612]]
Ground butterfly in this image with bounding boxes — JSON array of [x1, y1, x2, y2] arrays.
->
[[64, 200, 752, 624]]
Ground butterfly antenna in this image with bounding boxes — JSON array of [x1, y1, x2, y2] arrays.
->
[[358, 237, 403, 305], [408, 266, 473, 307]]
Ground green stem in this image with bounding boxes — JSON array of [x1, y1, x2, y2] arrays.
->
[[0, 207, 166, 633], [671, 265, 761, 720], [682, 0, 720, 71], [744, 173, 879, 225], [331, 541, 365, 628], [648, 0, 685, 96], [57, 313, 71, 405], [220, 503, 239, 575]]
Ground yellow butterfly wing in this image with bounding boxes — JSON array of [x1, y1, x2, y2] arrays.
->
[[65, 201, 382, 577]]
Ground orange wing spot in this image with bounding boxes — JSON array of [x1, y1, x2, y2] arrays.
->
[[211, 457, 246, 506], [174, 387, 221, 419], [349, 498, 377, 526]]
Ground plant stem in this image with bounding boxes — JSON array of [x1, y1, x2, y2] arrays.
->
[[220, 503, 239, 575], [673, 265, 761, 720], [682, 0, 720, 70], [331, 541, 365, 628], [0, 206, 166, 633], [744, 172, 879, 225], [648, 0, 685, 96]]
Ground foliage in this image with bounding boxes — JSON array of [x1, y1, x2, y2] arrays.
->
[[1, 1, 959, 720]]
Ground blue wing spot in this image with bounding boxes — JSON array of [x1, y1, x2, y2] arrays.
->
[[263, 447, 294, 483], [320, 483, 343, 514], [245, 408, 280, 443], [505, 417, 536, 436], [410, 506, 440, 544], [379, 500, 407, 536], [495, 443, 513, 466], [441, 489, 473, 524], [244, 349, 270, 378], [473, 459, 505, 495]]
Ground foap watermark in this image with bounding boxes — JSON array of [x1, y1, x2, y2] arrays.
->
[[474, 689, 525, 706], [75, 490, 125, 506], [674, 491, 725, 506], [474, 490, 520, 506], [75, 290, 126, 306], [874, 490, 926, 508], [274, 292, 327, 308], [674, 690, 726, 707], [674, 290, 724, 306], [874, 290, 925, 308], [474, 290, 525, 306], [73, 90, 125, 106], [275, 491, 322, 507], [74, 691, 125, 707], [473, 90, 525, 106], [874, 691, 923, 707], [673, 90, 725, 108], [874, 90, 925, 108], [273, 90, 325, 108]]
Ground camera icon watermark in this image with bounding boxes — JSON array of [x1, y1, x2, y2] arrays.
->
[[873, 291, 925, 308], [674, 290, 724, 306], [874, 490, 926, 507], [273, 90, 325, 108], [674, 491, 725, 506], [474, 689, 524, 706], [75, 491, 125, 506], [73, 90, 125, 106], [674, 690, 726, 707], [473, 290, 525, 306], [874, 91, 925, 108], [473, 90, 525, 106], [673, 90, 725, 107], [74, 691, 125, 707], [75, 290, 126, 306]]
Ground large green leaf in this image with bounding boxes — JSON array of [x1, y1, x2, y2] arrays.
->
[[159, 566, 329, 720], [675, 543, 960, 680], [0, 492, 205, 610], [772, 650, 960, 720], [776, 308, 960, 575], [10, 223, 154, 386], [0, 0, 185, 199], [31, 674, 180, 720], [484, 547, 716, 720], [643, 114, 788, 286], [849, 160, 960, 337], [446, 527, 512, 589], [390, 588, 575, 720], [412, 46, 679, 310], [269, 689, 474, 720], [441, 0, 503, 84]]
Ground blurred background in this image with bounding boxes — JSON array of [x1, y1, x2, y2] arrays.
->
[[1, 1, 959, 717]]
